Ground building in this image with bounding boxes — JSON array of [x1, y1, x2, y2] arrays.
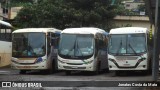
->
[[114, 0, 153, 30], [122, 0, 145, 15], [0, 3, 2, 20], [0, 0, 33, 20], [123, 1, 145, 10], [113, 15, 154, 34], [10, 7, 22, 19]]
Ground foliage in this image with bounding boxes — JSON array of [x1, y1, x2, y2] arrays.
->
[[14, 0, 122, 31]]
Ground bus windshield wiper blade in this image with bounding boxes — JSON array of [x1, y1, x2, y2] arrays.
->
[[65, 38, 77, 56], [76, 40, 84, 57], [116, 40, 122, 55], [128, 43, 138, 55]]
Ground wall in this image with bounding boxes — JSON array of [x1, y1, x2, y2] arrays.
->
[[10, 7, 22, 19], [113, 15, 151, 30], [0, 3, 2, 20]]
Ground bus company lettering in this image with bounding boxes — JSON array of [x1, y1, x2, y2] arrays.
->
[[132, 83, 143, 86], [147, 83, 157, 86], [28, 83, 42, 87], [12, 82, 42, 87], [118, 83, 131, 86]]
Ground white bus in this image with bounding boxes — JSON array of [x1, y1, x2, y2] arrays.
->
[[0, 20, 13, 67], [159, 56, 160, 71], [58, 27, 108, 75], [11, 28, 61, 74], [108, 27, 152, 75]]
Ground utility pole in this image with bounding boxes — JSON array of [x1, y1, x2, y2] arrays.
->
[[152, 0, 160, 81]]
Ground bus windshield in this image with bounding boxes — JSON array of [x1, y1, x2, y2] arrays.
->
[[12, 32, 46, 57], [58, 34, 94, 59], [108, 34, 147, 55]]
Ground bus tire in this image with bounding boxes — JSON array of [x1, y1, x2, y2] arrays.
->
[[115, 71, 121, 76], [47, 60, 56, 74], [47, 64, 54, 74], [47, 69, 53, 74], [93, 62, 101, 75], [65, 71, 71, 75], [52, 59, 57, 72], [148, 59, 152, 74], [104, 68, 109, 73], [19, 70, 26, 74]]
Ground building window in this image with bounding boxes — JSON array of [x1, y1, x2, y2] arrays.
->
[[3, 8, 8, 14], [126, 4, 130, 7]]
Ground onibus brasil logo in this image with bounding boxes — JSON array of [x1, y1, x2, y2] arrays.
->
[[2, 82, 42, 87]]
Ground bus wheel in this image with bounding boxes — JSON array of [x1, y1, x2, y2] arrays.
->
[[93, 62, 101, 75], [46, 61, 56, 74], [19, 70, 26, 74], [65, 71, 71, 75], [47, 69, 53, 74], [148, 59, 152, 74]]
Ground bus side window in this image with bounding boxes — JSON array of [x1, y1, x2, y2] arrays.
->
[[55, 34, 60, 48], [6, 29, 12, 41], [51, 33, 60, 49], [99, 34, 105, 49], [47, 33, 51, 55], [0, 29, 11, 41], [0, 29, 5, 41], [51, 33, 56, 48]]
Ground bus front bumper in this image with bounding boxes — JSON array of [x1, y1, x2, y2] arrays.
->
[[11, 61, 48, 70], [108, 60, 148, 71], [58, 61, 95, 71]]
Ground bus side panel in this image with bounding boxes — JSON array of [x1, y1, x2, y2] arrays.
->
[[0, 41, 12, 67]]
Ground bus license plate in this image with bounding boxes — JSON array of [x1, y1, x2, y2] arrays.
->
[[23, 66, 31, 68], [123, 64, 130, 66], [71, 66, 78, 69]]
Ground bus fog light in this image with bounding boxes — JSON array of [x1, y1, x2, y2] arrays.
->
[[87, 60, 93, 64], [109, 65, 112, 68], [143, 65, 146, 68]]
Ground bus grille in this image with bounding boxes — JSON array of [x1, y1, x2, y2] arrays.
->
[[115, 56, 138, 60], [63, 66, 86, 69], [67, 63, 83, 65]]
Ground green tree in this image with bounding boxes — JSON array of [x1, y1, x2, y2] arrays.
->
[[14, 0, 123, 31]]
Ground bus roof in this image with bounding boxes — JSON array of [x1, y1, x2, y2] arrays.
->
[[0, 20, 12, 27], [62, 27, 107, 35], [12, 28, 61, 33], [109, 27, 148, 34]]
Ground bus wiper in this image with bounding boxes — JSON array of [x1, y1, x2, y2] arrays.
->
[[76, 40, 89, 64], [128, 43, 138, 55], [65, 39, 77, 56], [76, 41, 84, 57], [116, 39, 122, 55], [128, 43, 145, 60]]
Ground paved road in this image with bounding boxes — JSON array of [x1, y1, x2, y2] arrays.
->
[[0, 68, 159, 90]]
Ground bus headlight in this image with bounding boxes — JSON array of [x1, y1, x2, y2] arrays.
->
[[108, 58, 116, 63], [137, 57, 146, 63], [58, 59, 65, 63], [34, 57, 43, 63], [86, 60, 93, 64]]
